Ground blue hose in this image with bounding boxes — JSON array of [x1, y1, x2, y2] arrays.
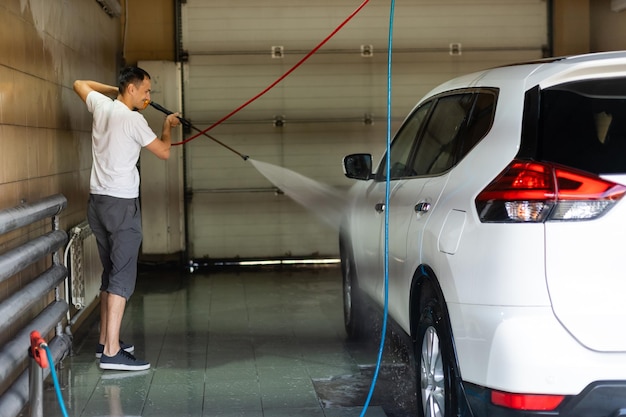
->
[[359, 0, 395, 415], [42, 344, 69, 417]]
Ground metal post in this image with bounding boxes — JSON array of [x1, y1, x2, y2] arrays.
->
[[29, 356, 43, 417]]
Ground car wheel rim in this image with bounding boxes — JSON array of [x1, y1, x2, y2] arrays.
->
[[421, 326, 445, 417]]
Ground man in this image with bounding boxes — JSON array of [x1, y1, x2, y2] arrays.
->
[[73, 67, 180, 371]]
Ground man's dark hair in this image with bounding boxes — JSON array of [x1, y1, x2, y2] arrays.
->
[[118, 66, 151, 94]]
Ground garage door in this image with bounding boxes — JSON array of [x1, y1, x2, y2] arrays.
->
[[180, 0, 548, 260]]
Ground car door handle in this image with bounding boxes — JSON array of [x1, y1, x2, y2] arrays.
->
[[375, 203, 385, 213], [415, 202, 431, 213]]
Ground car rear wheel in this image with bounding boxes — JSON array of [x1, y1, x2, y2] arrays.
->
[[415, 287, 458, 417], [340, 241, 367, 339]]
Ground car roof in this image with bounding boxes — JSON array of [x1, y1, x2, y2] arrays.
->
[[420, 50, 626, 100]]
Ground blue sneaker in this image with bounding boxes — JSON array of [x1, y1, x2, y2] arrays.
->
[[95, 341, 134, 358], [99, 349, 150, 371]]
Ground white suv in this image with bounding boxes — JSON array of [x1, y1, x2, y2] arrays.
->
[[340, 51, 626, 417]]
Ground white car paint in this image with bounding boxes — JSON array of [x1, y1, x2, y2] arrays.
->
[[342, 51, 626, 408]]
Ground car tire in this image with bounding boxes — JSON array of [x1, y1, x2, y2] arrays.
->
[[415, 284, 458, 417], [340, 240, 367, 340]]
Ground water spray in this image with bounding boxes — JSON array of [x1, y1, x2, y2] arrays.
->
[[146, 100, 249, 161]]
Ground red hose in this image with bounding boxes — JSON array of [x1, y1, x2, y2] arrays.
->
[[173, 0, 371, 146]]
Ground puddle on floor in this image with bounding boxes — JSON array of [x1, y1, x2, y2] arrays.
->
[[313, 363, 418, 417]]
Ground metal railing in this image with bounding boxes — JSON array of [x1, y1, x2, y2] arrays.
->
[[0, 194, 72, 417]]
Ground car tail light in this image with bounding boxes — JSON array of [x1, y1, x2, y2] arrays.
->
[[476, 160, 626, 222], [491, 390, 565, 411]]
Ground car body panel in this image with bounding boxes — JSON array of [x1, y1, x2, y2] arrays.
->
[[341, 51, 626, 410], [387, 174, 449, 332], [450, 303, 626, 395], [345, 180, 385, 298], [545, 179, 626, 352]]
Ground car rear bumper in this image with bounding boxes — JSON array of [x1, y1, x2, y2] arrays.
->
[[464, 381, 626, 417]]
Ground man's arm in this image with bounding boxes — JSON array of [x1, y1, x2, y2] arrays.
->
[[145, 113, 181, 160], [73, 80, 118, 103]]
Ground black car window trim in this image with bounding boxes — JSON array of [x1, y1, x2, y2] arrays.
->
[[518, 85, 541, 159]]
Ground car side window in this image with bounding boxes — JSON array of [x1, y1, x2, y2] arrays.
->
[[460, 90, 497, 156], [378, 102, 432, 180], [410, 94, 472, 176], [411, 90, 496, 176]]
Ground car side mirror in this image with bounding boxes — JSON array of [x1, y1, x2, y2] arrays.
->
[[343, 153, 373, 180]]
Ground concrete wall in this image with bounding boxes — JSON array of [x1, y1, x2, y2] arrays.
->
[[590, 0, 626, 51], [121, 0, 176, 64], [553, 0, 626, 56]]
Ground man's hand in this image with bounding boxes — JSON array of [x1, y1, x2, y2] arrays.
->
[[144, 112, 182, 160], [165, 113, 181, 127]]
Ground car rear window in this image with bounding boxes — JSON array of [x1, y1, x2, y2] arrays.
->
[[537, 77, 626, 174]]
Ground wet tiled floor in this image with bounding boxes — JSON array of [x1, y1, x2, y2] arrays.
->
[[31, 267, 417, 417]]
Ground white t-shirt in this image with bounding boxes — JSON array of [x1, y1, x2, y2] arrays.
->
[[86, 91, 157, 199]]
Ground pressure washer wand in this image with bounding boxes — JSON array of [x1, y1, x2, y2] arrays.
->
[[148, 101, 249, 161]]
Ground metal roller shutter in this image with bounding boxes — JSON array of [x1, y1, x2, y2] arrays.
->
[[181, 0, 548, 260]]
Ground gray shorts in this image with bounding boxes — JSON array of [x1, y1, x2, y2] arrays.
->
[[87, 194, 142, 300]]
